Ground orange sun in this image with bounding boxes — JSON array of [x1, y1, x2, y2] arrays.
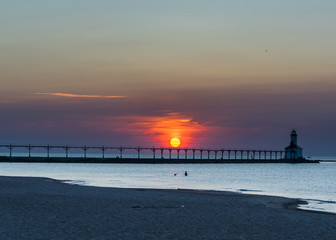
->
[[170, 138, 181, 147]]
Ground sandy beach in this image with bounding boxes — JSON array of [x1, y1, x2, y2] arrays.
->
[[0, 176, 335, 240]]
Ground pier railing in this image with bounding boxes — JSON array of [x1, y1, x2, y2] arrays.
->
[[0, 144, 285, 160]]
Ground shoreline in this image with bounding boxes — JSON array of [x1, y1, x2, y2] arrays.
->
[[64, 179, 336, 215], [0, 176, 335, 239]]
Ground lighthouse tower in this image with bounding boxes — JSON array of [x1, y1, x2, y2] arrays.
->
[[285, 130, 303, 159]]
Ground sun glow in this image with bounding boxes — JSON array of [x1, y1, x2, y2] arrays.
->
[[170, 138, 181, 147], [112, 112, 214, 147]]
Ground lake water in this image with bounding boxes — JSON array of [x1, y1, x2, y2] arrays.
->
[[0, 162, 335, 213]]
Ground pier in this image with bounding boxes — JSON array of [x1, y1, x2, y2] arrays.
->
[[0, 144, 317, 163], [0, 144, 285, 160]]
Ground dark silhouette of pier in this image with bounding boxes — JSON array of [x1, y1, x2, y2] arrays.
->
[[0, 144, 297, 163]]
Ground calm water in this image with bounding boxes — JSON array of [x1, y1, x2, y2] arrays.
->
[[0, 162, 335, 213]]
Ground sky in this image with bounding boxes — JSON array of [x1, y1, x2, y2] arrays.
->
[[1, 0, 336, 156]]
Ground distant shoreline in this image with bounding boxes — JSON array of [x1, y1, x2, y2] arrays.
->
[[0, 156, 320, 164]]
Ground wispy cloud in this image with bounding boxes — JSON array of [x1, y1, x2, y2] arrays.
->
[[36, 93, 127, 99]]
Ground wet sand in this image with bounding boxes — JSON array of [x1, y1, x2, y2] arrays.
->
[[0, 176, 335, 240]]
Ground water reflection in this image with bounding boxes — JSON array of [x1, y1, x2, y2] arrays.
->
[[0, 162, 335, 213]]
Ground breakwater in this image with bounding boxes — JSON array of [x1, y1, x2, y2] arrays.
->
[[0, 156, 319, 164]]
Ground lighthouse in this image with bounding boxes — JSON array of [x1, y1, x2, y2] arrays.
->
[[285, 130, 303, 159]]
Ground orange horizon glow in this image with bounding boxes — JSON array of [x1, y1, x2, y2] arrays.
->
[[109, 112, 214, 147]]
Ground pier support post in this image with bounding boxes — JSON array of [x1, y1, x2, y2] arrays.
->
[[200, 150, 203, 160], [185, 149, 188, 159], [27, 144, 32, 157], [119, 147, 123, 159], [234, 151, 237, 160], [169, 149, 172, 159], [152, 148, 156, 159], [161, 149, 164, 159], [221, 150, 224, 159], [192, 149, 195, 160], [82, 146, 88, 158], [44, 145, 51, 158], [228, 150, 231, 160], [207, 150, 210, 160], [259, 151, 261, 160], [102, 146, 105, 159], [8, 144, 14, 157], [177, 149, 180, 159], [64, 145, 70, 158], [137, 147, 141, 159]]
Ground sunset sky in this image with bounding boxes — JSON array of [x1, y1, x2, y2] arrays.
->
[[1, 1, 336, 156]]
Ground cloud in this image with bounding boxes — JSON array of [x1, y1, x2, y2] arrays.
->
[[35, 93, 127, 99], [79, 112, 224, 147]]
